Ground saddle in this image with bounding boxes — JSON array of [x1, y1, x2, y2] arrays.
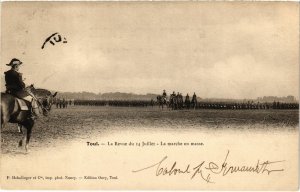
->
[[16, 98, 30, 111], [6, 90, 31, 111]]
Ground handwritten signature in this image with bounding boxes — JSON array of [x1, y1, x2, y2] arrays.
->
[[132, 150, 285, 183]]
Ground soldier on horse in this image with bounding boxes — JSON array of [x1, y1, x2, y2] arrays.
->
[[162, 90, 167, 99], [2, 58, 57, 152], [185, 93, 191, 109], [161, 90, 167, 104], [191, 92, 198, 109], [4, 58, 40, 119], [169, 91, 177, 110], [157, 90, 168, 109]]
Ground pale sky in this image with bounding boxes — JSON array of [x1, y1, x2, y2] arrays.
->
[[1, 2, 299, 99]]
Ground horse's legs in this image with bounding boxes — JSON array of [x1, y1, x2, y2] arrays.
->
[[1, 122, 4, 142], [19, 120, 34, 152], [25, 120, 34, 152], [1, 115, 9, 142], [25, 126, 33, 152], [19, 126, 26, 147], [18, 124, 23, 133], [1, 114, 9, 130]]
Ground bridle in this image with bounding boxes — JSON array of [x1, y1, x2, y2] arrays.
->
[[25, 86, 51, 113]]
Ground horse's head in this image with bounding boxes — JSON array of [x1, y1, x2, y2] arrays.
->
[[24, 84, 35, 93], [32, 89, 57, 116]]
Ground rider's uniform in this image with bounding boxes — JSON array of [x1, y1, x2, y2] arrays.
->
[[4, 58, 39, 119], [170, 92, 176, 98], [4, 69, 32, 102]]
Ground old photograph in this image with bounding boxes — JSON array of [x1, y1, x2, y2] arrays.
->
[[0, 2, 299, 190]]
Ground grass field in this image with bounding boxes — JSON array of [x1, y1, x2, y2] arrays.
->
[[1, 106, 298, 155], [1, 106, 299, 190]]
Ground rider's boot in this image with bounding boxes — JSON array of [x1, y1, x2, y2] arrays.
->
[[30, 99, 40, 120]]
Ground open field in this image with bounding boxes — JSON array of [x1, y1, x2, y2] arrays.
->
[[1, 106, 298, 155], [1, 106, 299, 190]]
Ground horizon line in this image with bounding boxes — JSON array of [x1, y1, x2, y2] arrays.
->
[[51, 89, 299, 101]]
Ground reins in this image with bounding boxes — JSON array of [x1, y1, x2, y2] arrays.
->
[[25, 87, 50, 113]]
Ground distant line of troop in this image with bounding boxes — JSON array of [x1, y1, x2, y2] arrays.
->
[[68, 99, 298, 110]]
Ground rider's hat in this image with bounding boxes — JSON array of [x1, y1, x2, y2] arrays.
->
[[6, 58, 22, 66]]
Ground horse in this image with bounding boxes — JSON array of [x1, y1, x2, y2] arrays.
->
[[177, 95, 184, 110], [169, 95, 178, 110], [156, 95, 168, 110], [1, 85, 57, 152], [185, 97, 191, 109]]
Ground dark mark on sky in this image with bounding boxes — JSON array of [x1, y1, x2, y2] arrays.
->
[[41, 32, 67, 49]]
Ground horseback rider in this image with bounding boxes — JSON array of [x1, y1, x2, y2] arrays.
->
[[4, 58, 40, 119], [192, 92, 197, 100], [177, 92, 180, 99], [162, 90, 167, 102], [185, 93, 190, 109], [162, 90, 167, 98], [170, 91, 176, 99], [185, 94, 190, 102]]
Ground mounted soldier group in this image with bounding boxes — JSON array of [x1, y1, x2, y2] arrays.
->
[[157, 90, 198, 110]]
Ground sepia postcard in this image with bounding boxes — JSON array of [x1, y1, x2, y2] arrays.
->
[[0, 1, 299, 190]]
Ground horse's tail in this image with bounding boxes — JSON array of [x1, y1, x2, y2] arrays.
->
[[1, 93, 9, 128], [1, 93, 18, 127]]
